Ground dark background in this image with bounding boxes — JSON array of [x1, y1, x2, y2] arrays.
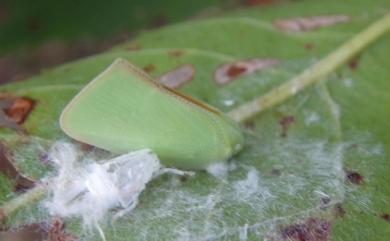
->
[[0, 0, 278, 85]]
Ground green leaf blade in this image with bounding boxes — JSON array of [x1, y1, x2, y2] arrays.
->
[[1, 0, 389, 240]]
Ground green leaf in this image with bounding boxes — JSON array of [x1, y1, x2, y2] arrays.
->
[[1, 0, 389, 240]]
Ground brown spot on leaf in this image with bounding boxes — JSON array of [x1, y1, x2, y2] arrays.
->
[[47, 218, 76, 241], [345, 170, 364, 185], [279, 115, 295, 137], [348, 57, 359, 71], [0, 223, 47, 241], [334, 204, 346, 218], [281, 218, 331, 241], [167, 50, 184, 58], [227, 65, 247, 78], [3, 97, 35, 124], [214, 58, 279, 85], [0, 94, 35, 133], [158, 64, 195, 88], [0, 142, 35, 192], [380, 214, 390, 221], [274, 15, 350, 32], [142, 64, 156, 73], [304, 43, 315, 50]]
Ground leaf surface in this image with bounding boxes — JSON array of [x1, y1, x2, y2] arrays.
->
[[1, 0, 389, 240]]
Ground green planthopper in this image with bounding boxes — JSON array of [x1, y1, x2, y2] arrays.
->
[[60, 58, 244, 170]]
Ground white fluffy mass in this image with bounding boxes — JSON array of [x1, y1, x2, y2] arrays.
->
[[44, 141, 192, 239]]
